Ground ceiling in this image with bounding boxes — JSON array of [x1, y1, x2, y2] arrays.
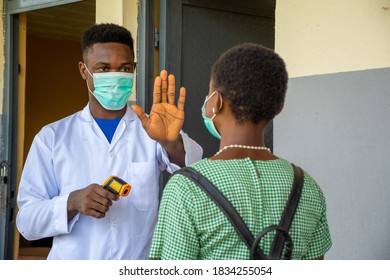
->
[[26, 0, 96, 42]]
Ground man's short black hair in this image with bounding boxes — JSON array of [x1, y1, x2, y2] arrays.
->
[[211, 43, 288, 124], [82, 23, 134, 58]]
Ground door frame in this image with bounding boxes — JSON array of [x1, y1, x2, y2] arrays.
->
[[0, 8, 19, 260], [2, 0, 84, 260], [137, 0, 156, 113]]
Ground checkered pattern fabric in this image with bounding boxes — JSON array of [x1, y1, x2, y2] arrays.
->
[[149, 158, 332, 260]]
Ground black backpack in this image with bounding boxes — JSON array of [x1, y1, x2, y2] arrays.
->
[[173, 164, 304, 260]]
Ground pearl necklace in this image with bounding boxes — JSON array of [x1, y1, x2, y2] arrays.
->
[[214, 144, 271, 156]]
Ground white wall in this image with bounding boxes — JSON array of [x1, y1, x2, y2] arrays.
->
[[275, 0, 390, 78]]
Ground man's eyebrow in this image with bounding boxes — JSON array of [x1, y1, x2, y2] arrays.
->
[[95, 62, 133, 66], [95, 62, 110, 66]]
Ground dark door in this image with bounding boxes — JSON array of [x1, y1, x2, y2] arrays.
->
[[160, 0, 276, 159]]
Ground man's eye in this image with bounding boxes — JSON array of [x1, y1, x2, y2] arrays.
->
[[98, 67, 109, 72], [121, 67, 131, 72]]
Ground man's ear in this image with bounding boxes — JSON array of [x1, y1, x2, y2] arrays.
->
[[78, 61, 88, 80]]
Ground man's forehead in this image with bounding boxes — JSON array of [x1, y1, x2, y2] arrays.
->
[[84, 42, 134, 62], [88, 42, 132, 53]]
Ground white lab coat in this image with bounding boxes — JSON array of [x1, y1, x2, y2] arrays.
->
[[16, 103, 203, 259]]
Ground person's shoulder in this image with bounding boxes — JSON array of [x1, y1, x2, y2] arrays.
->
[[36, 111, 82, 139], [170, 158, 207, 179], [175, 159, 224, 181], [276, 158, 323, 189], [166, 159, 209, 191]]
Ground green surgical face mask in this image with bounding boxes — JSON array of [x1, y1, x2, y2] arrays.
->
[[201, 91, 221, 140], [85, 64, 134, 110]]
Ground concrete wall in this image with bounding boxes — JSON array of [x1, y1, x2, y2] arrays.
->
[[275, 0, 390, 259]]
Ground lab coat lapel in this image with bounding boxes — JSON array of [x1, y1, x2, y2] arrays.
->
[[109, 103, 138, 148], [78, 104, 109, 147]]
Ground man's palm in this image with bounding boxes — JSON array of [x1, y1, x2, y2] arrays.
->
[[132, 70, 186, 142]]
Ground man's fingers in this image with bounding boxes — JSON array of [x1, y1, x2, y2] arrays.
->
[[177, 87, 186, 111], [168, 74, 176, 105], [153, 76, 161, 104], [131, 105, 150, 131], [154, 70, 181, 106], [160, 70, 168, 103]]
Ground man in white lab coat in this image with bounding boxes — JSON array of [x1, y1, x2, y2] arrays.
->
[[16, 23, 203, 259]]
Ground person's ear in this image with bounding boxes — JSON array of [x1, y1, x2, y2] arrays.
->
[[212, 91, 223, 114], [78, 61, 88, 80], [274, 101, 285, 117]]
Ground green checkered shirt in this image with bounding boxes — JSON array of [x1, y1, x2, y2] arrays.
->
[[149, 158, 332, 260]]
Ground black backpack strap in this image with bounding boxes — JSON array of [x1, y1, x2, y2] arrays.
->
[[173, 166, 266, 260], [268, 164, 304, 259], [173, 164, 304, 260]]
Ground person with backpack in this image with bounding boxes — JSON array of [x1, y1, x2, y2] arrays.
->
[[149, 43, 332, 260]]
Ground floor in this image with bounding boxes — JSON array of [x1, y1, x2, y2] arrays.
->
[[18, 247, 50, 260]]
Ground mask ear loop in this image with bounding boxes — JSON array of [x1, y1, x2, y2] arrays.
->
[[83, 63, 94, 95], [217, 92, 223, 110], [83, 63, 93, 77], [210, 91, 223, 120], [206, 90, 217, 102]]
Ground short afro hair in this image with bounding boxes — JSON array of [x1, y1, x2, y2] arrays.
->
[[211, 43, 288, 124], [82, 23, 134, 59]]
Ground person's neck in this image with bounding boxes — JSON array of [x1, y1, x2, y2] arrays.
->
[[219, 121, 267, 148], [212, 121, 278, 160]]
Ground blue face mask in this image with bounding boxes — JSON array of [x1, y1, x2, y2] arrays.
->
[[201, 91, 221, 140], [85, 64, 134, 110]]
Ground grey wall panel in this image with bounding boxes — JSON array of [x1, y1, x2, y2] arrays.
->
[[274, 68, 390, 259]]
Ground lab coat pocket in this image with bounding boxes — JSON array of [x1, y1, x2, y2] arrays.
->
[[128, 162, 159, 211]]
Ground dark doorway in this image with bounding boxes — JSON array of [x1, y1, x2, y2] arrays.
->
[[160, 0, 275, 159]]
